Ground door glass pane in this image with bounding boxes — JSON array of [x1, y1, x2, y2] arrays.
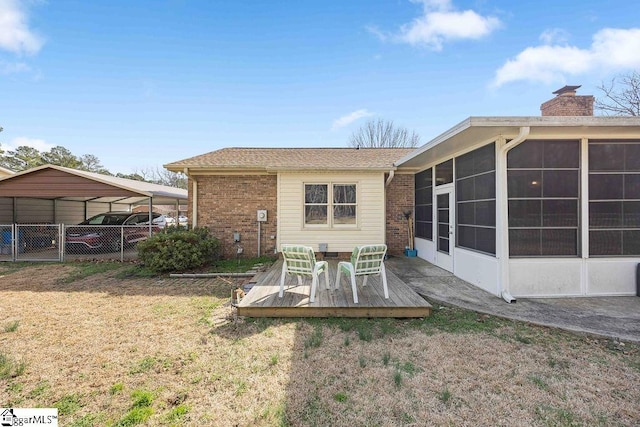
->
[[437, 193, 449, 208], [437, 193, 450, 254], [439, 238, 449, 253]]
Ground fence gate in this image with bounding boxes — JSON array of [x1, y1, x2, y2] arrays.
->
[[12, 224, 63, 262]]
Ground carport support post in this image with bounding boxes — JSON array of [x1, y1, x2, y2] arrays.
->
[[148, 198, 153, 237]]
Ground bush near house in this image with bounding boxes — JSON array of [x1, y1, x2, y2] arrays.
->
[[137, 227, 221, 272]]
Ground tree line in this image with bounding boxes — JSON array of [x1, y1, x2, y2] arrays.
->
[[0, 134, 187, 189]]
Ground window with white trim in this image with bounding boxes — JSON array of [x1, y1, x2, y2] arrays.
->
[[304, 183, 357, 227]]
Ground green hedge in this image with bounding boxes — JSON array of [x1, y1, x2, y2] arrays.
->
[[137, 227, 221, 273]]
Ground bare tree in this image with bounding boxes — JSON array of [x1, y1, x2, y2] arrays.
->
[[133, 166, 187, 189], [595, 71, 640, 116], [348, 119, 420, 148]]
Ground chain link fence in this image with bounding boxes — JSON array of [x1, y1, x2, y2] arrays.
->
[[0, 224, 158, 262]]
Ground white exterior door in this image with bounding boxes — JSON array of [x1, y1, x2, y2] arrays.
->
[[434, 188, 454, 272]]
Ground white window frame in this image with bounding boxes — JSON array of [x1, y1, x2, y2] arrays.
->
[[303, 182, 358, 229]]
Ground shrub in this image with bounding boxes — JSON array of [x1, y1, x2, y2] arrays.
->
[[137, 227, 220, 273]]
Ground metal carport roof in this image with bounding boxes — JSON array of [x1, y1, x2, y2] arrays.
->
[[0, 164, 187, 205]]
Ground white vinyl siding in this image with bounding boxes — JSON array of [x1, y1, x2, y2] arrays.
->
[[278, 172, 386, 252]]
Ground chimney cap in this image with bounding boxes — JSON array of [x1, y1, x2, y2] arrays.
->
[[553, 85, 581, 96]]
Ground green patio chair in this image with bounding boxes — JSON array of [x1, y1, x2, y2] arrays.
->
[[335, 244, 388, 304], [279, 244, 330, 303]]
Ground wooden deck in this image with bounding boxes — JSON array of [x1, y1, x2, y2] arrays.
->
[[237, 260, 432, 318]]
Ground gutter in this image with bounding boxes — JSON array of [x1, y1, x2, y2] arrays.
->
[[497, 126, 530, 303]]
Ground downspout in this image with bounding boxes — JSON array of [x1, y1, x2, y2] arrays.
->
[[185, 168, 197, 228], [385, 169, 395, 187], [497, 126, 530, 303], [385, 169, 396, 254]]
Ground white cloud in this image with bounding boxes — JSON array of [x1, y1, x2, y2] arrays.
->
[[0, 0, 44, 54], [0, 60, 30, 74], [539, 28, 570, 45], [3, 137, 55, 152], [493, 28, 640, 87], [331, 109, 375, 130], [376, 0, 501, 50]]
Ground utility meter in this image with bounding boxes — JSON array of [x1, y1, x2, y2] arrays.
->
[[257, 210, 267, 222]]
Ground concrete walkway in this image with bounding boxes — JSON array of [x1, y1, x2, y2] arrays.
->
[[386, 256, 640, 344]]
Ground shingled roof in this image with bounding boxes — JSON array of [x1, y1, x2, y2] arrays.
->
[[165, 147, 414, 172]]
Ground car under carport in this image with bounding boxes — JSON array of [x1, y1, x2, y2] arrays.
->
[[0, 164, 187, 261]]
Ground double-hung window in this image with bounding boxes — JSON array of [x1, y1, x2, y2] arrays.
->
[[304, 183, 357, 227]]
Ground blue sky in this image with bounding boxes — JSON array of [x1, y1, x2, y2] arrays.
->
[[1, 0, 639, 174]]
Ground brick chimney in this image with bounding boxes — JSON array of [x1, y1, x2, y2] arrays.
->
[[540, 85, 594, 116]]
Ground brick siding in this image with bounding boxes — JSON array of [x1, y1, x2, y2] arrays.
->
[[189, 175, 278, 259], [385, 173, 415, 256], [540, 95, 594, 116], [189, 173, 414, 259]]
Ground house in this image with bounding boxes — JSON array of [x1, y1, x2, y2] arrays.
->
[[166, 86, 640, 299], [164, 148, 414, 259]]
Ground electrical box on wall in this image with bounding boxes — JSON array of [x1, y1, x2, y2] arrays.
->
[[257, 210, 267, 222]]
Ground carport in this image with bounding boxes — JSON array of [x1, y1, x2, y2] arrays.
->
[[0, 164, 187, 261]]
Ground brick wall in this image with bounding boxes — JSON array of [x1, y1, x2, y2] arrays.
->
[[385, 173, 415, 256], [540, 95, 594, 116], [189, 175, 278, 259]]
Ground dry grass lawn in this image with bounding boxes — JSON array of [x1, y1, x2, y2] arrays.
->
[[1, 263, 639, 427]]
